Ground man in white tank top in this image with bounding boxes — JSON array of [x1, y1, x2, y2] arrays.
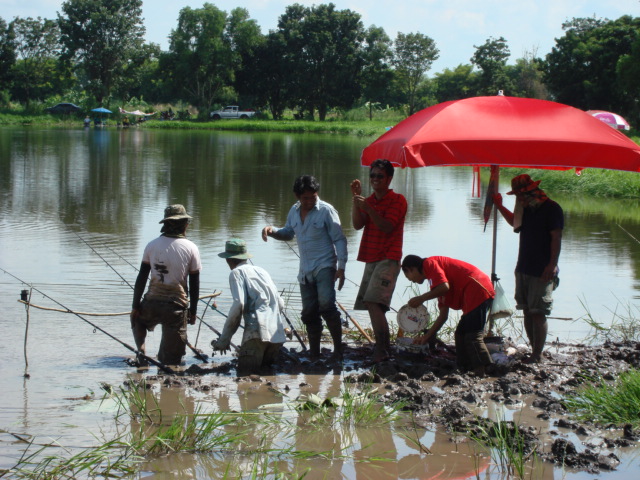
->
[[131, 205, 201, 365]]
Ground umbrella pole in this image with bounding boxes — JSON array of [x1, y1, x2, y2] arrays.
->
[[488, 167, 500, 336], [490, 166, 500, 284], [491, 205, 498, 283]]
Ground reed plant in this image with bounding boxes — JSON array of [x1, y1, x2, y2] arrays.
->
[[466, 416, 538, 479], [9, 436, 140, 480], [563, 369, 640, 426], [337, 387, 403, 426], [295, 384, 404, 428], [8, 381, 246, 478], [577, 295, 640, 344]]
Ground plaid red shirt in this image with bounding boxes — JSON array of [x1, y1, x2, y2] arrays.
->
[[357, 190, 407, 263]]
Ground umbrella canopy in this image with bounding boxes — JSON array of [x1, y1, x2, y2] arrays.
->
[[586, 110, 631, 131], [91, 107, 112, 114], [45, 103, 81, 114], [361, 95, 640, 283], [119, 107, 156, 116], [362, 96, 640, 172]]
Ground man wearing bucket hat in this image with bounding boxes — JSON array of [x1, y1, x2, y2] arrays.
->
[[494, 174, 564, 364], [131, 204, 201, 365], [212, 238, 287, 374]]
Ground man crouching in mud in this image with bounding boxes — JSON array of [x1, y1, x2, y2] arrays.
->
[[131, 205, 201, 365], [401, 255, 494, 376], [212, 239, 287, 376]]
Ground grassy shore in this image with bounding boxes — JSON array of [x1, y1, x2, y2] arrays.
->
[[3, 110, 639, 198], [501, 167, 640, 198]]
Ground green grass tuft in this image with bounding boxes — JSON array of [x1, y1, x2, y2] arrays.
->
[[564, 369, 640, 426]]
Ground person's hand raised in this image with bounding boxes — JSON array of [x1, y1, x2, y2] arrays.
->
[[350, 179, 362, 196]]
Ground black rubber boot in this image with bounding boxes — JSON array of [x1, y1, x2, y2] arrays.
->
[[307, 330, 322, 361], [325, 316, 343, 362]]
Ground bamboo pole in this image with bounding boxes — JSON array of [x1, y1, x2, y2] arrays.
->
[[22, 288, 31, 377]]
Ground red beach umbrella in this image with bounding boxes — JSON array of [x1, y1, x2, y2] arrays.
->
[[362, 96, 640, 172], [586, 110, 631, 131], [361, 95, 640, 280]]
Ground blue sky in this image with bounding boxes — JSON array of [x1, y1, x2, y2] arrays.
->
[[2, 0, 639, 72]]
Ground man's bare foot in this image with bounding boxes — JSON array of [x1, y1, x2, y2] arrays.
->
[[522, 355, 541, 364], [373, 347, 390, 362]]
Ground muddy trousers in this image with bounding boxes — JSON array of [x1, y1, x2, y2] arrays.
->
[[136, 297, 188, 365], [237, 339, 283, 376], [454, 299, 493, 371]]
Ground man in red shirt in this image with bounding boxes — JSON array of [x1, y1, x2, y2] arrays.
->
[[351, 159, 407, 361], [401, 255, 495, 375]]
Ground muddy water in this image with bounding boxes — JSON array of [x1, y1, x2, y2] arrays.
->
[[1, 126, 640, 478]]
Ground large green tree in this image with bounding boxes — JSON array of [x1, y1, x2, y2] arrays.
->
[[544, 16, 640, 115], [227, 7, 263, 107], [391, 32, 439, 115], [470, 36, 514, 95], [361, 25, 394, 119], [277, 3, 366, 120], [161, 4, 261, 114], [9, 17, 63, 104], [433, 64, 477, 102], [58, 0, 146, 104], [507, 49, 548, 99], [617, 36, 640, 124], [0, 17, 16, 94], [116, 42, 162, 103], [161, 3, 229, 112], [247, 31, 289, 119]]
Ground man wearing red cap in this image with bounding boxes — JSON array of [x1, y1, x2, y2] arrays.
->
[[494, 175, 563, 363]]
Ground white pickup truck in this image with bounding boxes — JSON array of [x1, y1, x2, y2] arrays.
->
[[209, 106, 256, 120]]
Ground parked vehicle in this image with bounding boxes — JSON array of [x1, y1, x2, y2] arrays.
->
[[209, 106, 256, 120]]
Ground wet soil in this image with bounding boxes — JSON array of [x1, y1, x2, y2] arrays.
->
[[131, 339, 640, 475]]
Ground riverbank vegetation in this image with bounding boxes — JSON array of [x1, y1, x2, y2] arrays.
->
[[1, 2, 639, 126], [502, 167, 640, 199], [2, 106, 639, 199]]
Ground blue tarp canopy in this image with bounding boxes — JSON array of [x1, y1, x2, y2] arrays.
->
[[91, 107, 112, 114]]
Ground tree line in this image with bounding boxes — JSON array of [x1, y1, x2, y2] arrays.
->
[[0, 1, 638, 124]]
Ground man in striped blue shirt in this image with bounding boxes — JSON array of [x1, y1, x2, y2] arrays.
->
[[262, 175, 348, 362]]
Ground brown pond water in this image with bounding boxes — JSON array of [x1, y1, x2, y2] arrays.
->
[[1, 126, 640, 478]]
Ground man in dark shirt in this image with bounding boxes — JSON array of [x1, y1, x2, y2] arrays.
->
[[494, 174, 563, 363]]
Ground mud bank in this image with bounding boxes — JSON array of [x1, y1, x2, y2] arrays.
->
[[133, 339, 640, 475]]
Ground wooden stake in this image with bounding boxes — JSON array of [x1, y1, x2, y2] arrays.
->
[[337, 302, 374, 344]]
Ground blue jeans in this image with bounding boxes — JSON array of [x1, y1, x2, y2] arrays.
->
[[300, 267, 341, 335]]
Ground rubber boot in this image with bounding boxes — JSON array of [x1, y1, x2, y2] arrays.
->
[[307, 330, 321, 361], [325, 317, 343, 363]]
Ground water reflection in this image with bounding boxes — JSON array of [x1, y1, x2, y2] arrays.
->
[[1, 127, 640, 478], [3, 127, 640, 337]]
